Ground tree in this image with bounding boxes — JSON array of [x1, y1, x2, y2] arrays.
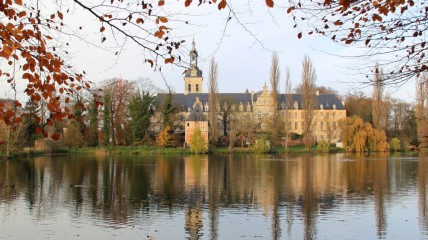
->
[[102, 92, 111, 145], [208, 57, 219, 149], [416, 73, 428, 148], [283, 67, 292, 152], [88, 94, 99, 147], [345, 91, 373, 122], [269, 53, 280, 149], [189, 128, 207, 154], [340, 116, 388, 152], [128, 90, 155, 144], [390, 138, 400, 152], [102, 78, 135, 145], [62, 120, 84, 148], [372, 65, 386, 131], [301, 55, 317, 151], [287, 0, 427, 85]]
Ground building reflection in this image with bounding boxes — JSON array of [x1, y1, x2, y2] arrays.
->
[[0, 152, 424, 238]]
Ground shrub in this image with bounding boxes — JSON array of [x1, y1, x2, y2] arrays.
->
[[390, 137, 400, 152], [253, 135, 270, 153], [189, 128, 207, 154], [317, 140, 330, 153]]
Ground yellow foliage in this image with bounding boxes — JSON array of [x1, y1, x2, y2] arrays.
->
[[156, 126, 171, 147], [340, 116, 388, 152]]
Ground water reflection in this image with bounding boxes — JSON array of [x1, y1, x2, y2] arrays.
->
[[0, 153, 427, 239]]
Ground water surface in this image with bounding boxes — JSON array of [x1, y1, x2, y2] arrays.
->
[[0, 153, 427, 239]]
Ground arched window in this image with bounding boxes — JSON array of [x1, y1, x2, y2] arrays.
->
[[196, 84, 199, 92], [188, 84, 191, 92]]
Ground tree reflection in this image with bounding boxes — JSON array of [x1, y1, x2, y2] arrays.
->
[[0, 152, 425, 239]]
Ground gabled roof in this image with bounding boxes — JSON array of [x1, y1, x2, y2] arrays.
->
[[186, 104, 206, 121]]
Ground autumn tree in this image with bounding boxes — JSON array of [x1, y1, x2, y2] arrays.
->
[[301, 55, 317, 151], [208, 57, 219, 149], [269, 53, 280, 148], [189, 128, 207, 154], [287, 0, 427, 85], [344, 91, 373, 122], [340, 116, 388, 152], [102, 78, 135, 145]]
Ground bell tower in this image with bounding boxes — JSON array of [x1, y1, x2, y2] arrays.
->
[[184, 39, 203, 95]]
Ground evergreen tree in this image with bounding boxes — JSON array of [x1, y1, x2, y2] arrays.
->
[[128, 91, 155, 144], [103, 93, 111, 145], [88, 95, 99, 147]]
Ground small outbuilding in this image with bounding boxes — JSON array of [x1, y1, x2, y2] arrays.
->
[[184, 99, 208, 148]]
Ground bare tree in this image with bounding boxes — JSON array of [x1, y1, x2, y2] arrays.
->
[[208, 57, 219, 149], [416, 73, 428, 148], [284, 67, 292, 152], [372, 65, 386, 131], [301, 55, 317, 151], [269, 53, 281, 149]]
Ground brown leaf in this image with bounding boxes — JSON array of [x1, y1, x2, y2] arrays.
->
[[185, 0, 192, 7], [136, 18, 144, 24], [158, 0, 165, 6], [100, 26, 105, 32], [218, 0, 226, 10], [159, 16, 168, 23], [297, 32, 302, 39], [266, 0, 274, 8], [15, 0, 23, 5], [164, 57, 175, 64], [52, 133, 61, 141], [36, 127, 43, 134]]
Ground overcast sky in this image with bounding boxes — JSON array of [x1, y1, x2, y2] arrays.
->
[[2, 1, 417, 102]]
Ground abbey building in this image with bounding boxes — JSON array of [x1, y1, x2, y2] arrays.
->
[[156, 40, 346, 147]]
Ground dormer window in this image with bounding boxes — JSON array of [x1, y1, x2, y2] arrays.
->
[[188, 107, 191, 112], [333, 104, 336, 109], [280, 102, 285, 109], [320, 104, 323, 109], [294, 101, 298, 109]]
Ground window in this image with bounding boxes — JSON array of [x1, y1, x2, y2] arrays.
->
[[295, 122, 298, 130], [188, 84, 191, 92], [295, 112, 298, 119], [196, 84, 199, 92], [258, 111, 262, 121], [301, 122, 304, 130], [201, 122, 205, 131], [321, 122, 324, 130], [187, 123, 190, 127], [333, 122, 336, 128]]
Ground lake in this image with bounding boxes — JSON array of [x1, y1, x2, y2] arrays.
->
[[0, 153, 427, 239]]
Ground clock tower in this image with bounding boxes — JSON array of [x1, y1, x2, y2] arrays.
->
[[184, 39, 203, 95]]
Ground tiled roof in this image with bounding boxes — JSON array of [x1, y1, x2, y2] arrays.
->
[[156, 93, 345, 110], [186, 104, 206, 121]]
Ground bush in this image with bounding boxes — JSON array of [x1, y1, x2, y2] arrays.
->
[[253, 135, 270, 153], [390, 137, 400, 152], [317, 140, 330, 153], [189, 128, 207, 154]]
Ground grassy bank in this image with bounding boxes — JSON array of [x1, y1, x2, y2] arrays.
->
[[2, 145, 345, 159]]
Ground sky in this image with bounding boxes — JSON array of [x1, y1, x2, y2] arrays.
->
[[1, 1, 417, 102]]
